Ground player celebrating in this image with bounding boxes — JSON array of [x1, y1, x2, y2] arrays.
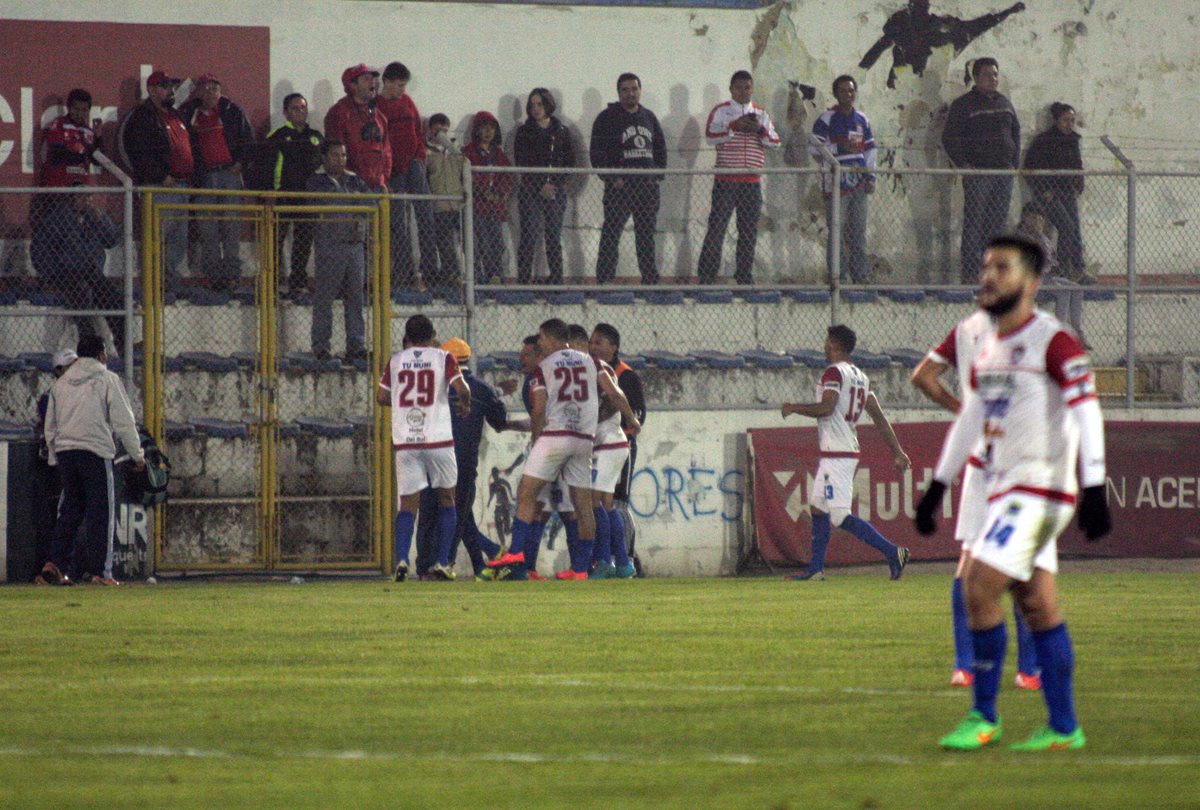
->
[[917, 235, 1111, 751], [489, 318, 639, 579], [913, 311, 1042, 690], [781, 325, 911, 580], [377, 315, 470, 581]]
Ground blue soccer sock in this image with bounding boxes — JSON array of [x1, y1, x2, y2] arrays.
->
[[1032, 622, 1077, 734], [394, 511, 416, 569], [436, 506, 457, 567], [508, 518, 531, 559], [839, 514, 898, 562], [971, 622, 1007, 724], [952, 578, 973, 671], [608, 508, 629, 567], [524, 520, 547, 570], [593, 507, 612, 565], [808, 512, 832, 572], [1014, 604, 1040, 676], [474, 529, 501, 561]]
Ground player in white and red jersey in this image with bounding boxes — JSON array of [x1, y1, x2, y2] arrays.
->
[[781, 325, 912, 580], [915, 310, 1043, 691], [377, 315, 470, 582], [917, 235, 1111, 752], [489, 318, 639, 579]]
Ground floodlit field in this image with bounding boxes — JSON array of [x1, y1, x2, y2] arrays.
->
[[1, 570, 1197, 809]]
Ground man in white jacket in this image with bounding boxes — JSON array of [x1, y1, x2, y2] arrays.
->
[[39, 335, 145, 586]]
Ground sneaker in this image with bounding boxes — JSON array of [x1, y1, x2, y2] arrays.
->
[[939, 710, 1002, 751], [788, 569, 825, 581], [950, 669, 975, 688], [498, 566, 527, 581], [591, 561, 617, 580], [613, 563, 636, 579], [1014, 672, 1042, 691], [429, 563, 457, 581], [81, 574, 122, 586], [474, 568, 495, 582], [488, 551, 525, 569], [393, 561, 408, 582], [34, 562, 72, 586], [555, 570, 588, 580], [526, 570, 547, 581], [890, 547, 911, 580], [1008, 725, 1085, 751]]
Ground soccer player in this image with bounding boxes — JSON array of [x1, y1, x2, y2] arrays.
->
[[377, 315, 470, 581], [781, 325, 911, 580], [916, 235, 1111, 751], [489, 318, 639, 579], [913, 311, 1042, 690]]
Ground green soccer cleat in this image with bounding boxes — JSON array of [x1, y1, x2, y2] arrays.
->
[[939, 710, 1002, 751], [1008, 725, 1086, 751], [614, 562, 636, 579], [591, 561, 617, 580]]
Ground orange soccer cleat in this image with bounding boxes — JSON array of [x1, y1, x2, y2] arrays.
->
[[950, 669, 975, 687]]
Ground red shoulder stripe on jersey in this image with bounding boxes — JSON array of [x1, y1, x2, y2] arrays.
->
[[987, 484, 1077, 506], [1067, 393, 1098, 407], [932, 326, 958, 367], [394, 439, 456, 450], [820, 365, 843, 386], [967, 455, 985, 469]]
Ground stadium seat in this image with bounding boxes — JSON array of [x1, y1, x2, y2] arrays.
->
[[1084, 288, 1117, 301], [393, 289, 434, 306], [739, 290, 782, 304], [883, 348, 927, 368], [164, 421, 196, 441], [739, 349, 794, 369], [231, 351, 258, 369], [492, 290, 537, 306], [622, 354, 648, 370], [690, 350, 746, 369], [178, 287, 231, 306], [282, 351, 342, 372], [488, 351, 523, 371], [854, 350, 891, 368], [431, 286, 463, 305], [694, 290, 734, 304], [178, 351, 240, 373], [787, 348, 828, 368], [841, 289, 878, 303], [473, 355, 497, 372], [883, 289, 926, 303], [278, 421, 302, 439], [934, 289, 975, 303], [189, 418, 250, 439], [163, 356, 188, 373], [0, 421, 35, 440], [18, 352, 55, 374], [349, 414, 372, 435], [229, 288, 256, 306], [296, 416, 356, 438], [546, 291, 586, 306], [638, 290, 685, 305], [594, 291, 636, 306], [27, 292, 66, 307], [785, 289, 832, 303], [642, 350, 696, 370], [0, 356, 26, 373], [0, 291, 21, 306]]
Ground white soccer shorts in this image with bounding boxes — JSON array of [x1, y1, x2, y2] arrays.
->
[[525, 435, 593, 490], [954, 461, 989, 545], [968, 488, 1074, 582], [394, 445, 458, 497], [810, 457, 858, 513], [591, 445, 629, 495]]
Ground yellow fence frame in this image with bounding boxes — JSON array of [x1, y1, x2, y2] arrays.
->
[[144, 188, 394, 574]]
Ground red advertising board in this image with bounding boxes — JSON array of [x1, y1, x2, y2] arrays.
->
[[750, 422, 1200, 566]]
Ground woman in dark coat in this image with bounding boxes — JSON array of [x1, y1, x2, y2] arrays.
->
[[1023, 102, 1090, 282], [513, 88, 576, 284]]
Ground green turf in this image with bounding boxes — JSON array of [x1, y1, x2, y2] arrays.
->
[[1, 572, 1198, 809]]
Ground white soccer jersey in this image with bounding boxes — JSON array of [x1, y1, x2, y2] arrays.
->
[[815, 361, 870, 454], [531, 348, 601, 440], [969, 311, 1096, 502], [593, 360, 628, 449], [379, 347, 463, 448], [929, 310, 994, 399]]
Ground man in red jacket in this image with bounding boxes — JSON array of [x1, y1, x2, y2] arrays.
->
[[323, 64, 390, 191], [40, 88, 100, 188], [378, 61, 435, 289]]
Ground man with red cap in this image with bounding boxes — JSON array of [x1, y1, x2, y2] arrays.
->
[[323, 64, 391, 191]]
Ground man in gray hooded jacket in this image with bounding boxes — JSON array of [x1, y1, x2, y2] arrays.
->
[[39, 335, 144, 586]]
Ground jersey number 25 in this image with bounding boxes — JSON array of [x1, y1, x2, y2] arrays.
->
[[554, 366, 589, 403]]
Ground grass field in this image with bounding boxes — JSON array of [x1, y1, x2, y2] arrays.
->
[[2, 570, 1198, 809]]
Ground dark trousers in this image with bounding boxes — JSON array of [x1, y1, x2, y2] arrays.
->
[[474, 216, 507, 285], [276, 205, 315, 288], [960, 174, 1013, 283], [48, 449, 114, 579], [697, 180, 761, 284], [517, 183, 566, 284], [596, 179, 660, 284], [416, 471, 487, 575], [429, 211, 461, 287], [389, 161, 437, 287], [1042, 189, 1084, 274], [47, 270, 125, 354]]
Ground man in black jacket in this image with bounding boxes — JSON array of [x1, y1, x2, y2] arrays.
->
[[265, 93, 324, 293], [117, 70, 193, 288], [590, 73, 667, 285], [178, 74, 255, 290], [942, 57, 1019, 283]]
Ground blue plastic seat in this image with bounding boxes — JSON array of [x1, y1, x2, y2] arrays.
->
[[883, 289, 926, 303], [841, 289, 878, 303], [431, 286, 464, 305], [642, 350, 696, 370], [884, 348, 927, 368], [178, 287, 231, 306], [0, 421, 35, 440], [393, 289, 434, 306], [594, 291, 636, 306], [739, 349, 794, 369], [787, 348, 829, 368], [488, 351, 523, 371], [546, 291, 586, 306], [179, 351, 240, 373], [786, 289, 832, 304], [282, 351, 342, 372], [1083, 288, 1117, 301], [190, 418, 250, 439], [739, 290, 782, 304], [278, 422, 302, 439], [854, 350, 891, 369], [164, 421, 196, 441], [163, 356, 188, 373], [638, 290, 685, 305], [691, 350, 746, 369], [0, 291, 22, 306], [934, 289, 975, 303], [349, 414, 372, 435], [296, 416, 355, 438], [694, 290, 734, 304], [229, 288, 256, 306], [492, 290, 537, 306], [27, 292, 66, 307], [18, 352, 55, 374], [473, 355, 497, 372], [0, 356, 26, 373], [231, 351, 258, 369]]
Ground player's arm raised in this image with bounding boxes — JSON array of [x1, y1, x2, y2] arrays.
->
[[598, 371, 640, 435], [864, 392, 910, 470], [911, 356, 961, 414], [781, 389, 838, 419]]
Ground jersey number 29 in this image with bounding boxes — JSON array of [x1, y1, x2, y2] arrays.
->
[[554, 366, 589, 402], [396, 369, 436, 407]]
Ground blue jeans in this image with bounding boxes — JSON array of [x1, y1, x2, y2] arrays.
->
[[389, 161, 436, 286], [697, 180, 762, 284], [825, 188, 870, 283], [197, 168, 244, 282], [517, 183, 566, 284], [961, 174, 1013, 283]]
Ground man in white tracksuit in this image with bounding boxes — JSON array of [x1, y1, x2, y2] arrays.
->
[[40, 335, 145, 586]]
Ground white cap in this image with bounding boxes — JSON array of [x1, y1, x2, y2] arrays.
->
[[52, 348, 78, 369]]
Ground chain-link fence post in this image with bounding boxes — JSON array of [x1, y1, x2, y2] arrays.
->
[[462, 160, 477, 373], [1103, 136, 1136, 408]]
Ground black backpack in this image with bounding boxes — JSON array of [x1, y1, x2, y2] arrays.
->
[[123, 432, 171, 508]]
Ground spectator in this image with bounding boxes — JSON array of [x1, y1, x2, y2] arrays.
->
[[942, 57, 1020, 283], [323, 64, 391, 191], [463, 110, 513, 285], [1015, 202, 1087, 346], [424, 113, 464, 288], [265, 92, 324, 293], [32, 349, 77, 576], [179, 74, 255, 291], [40, 334, 145, 586], [40, 88, 100, 188], [117, 70, 192, 287], [30, 187, 124, 355], [514, 88, 575, 285], [379, 61, 436, 289], [590, 73, 667, 285], [1023, 102, 1090, 283], [810, 75, 877, 284], [697, 70, 781, 285], [305, 140, 371, 363]]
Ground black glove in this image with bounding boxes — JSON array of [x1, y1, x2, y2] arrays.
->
[[915, 480, 947, 536], [1078, 485, 1112, 541]]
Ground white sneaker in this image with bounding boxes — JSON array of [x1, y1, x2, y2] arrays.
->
[[429, 563, 456, 581], [393, 561, 408, 582]]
